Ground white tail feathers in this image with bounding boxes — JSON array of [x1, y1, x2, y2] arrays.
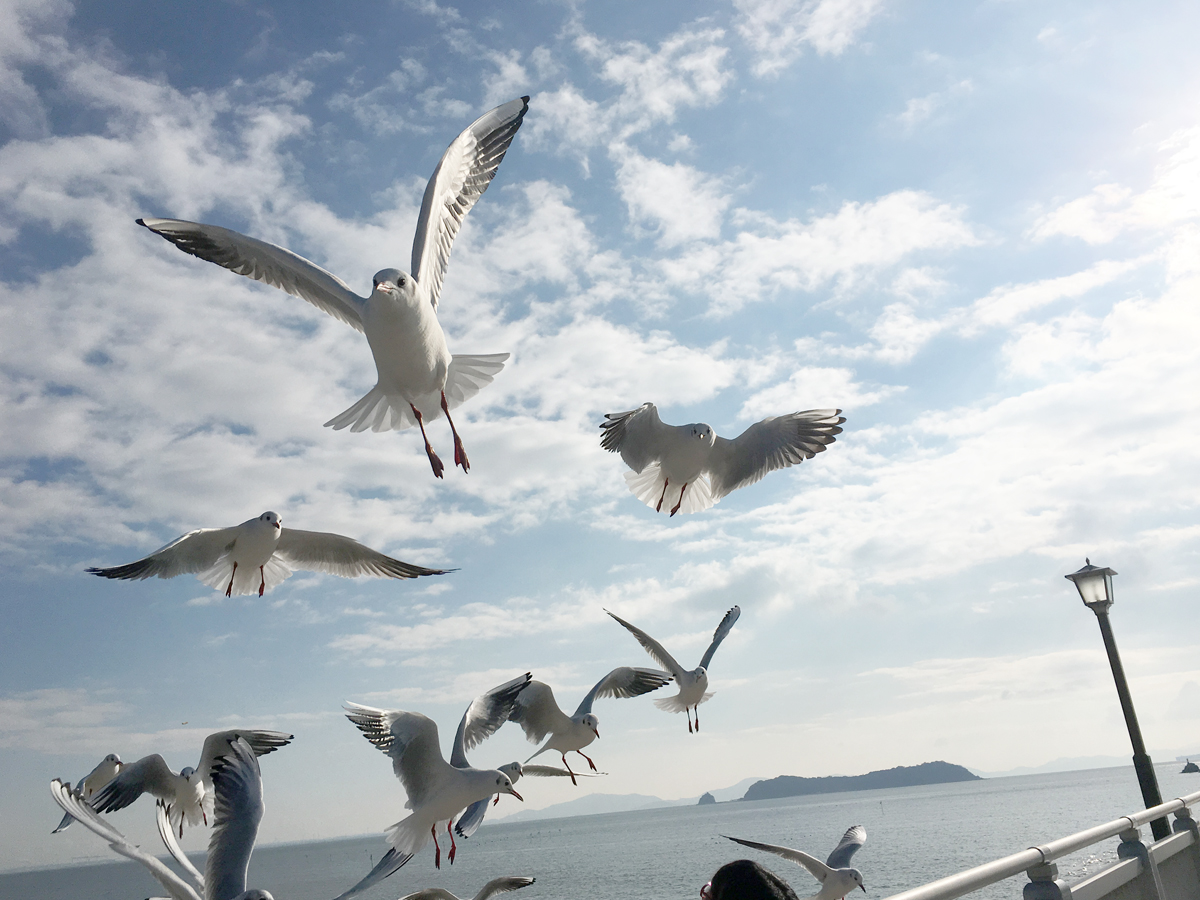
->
[[197, 557, 292, 596], [324, 353, 509, 433], [655, 691, 714, 713], [385, 815, 433, 856], [623, 465, 716, 514]]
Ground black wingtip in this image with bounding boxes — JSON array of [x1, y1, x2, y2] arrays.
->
[[135, 218, 147, 227], [521, 95, 530, 104]]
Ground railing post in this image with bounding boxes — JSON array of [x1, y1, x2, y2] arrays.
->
[[1118, 826, 1165, 900], [1024, 862, 1072, 900], [1173, 805, 1200, 883]]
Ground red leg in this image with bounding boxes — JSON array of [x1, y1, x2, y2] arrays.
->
[[411, 404, 445, 479], [447, 820, 457, 864], [258, 565, 265, 597], [670, 482, 689, 517], [656, 477, 670, 512], [441, 391, 470, 474], [225, 562, 237, 597], [694, 706, 700, 732], [577, 750, 598, 772], [560, 752, 578, 786], [688, 708, 694, 734], [431, 824, 441, 869], [492, 794, 500, 806]]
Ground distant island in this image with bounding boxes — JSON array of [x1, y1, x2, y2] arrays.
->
[[698, 792, 716, 805], [743, 761, 980, 801]]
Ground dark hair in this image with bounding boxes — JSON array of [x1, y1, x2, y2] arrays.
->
[[708, 859, 800, 900]]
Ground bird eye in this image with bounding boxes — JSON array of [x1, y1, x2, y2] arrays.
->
[[398, 277, 406, 287]]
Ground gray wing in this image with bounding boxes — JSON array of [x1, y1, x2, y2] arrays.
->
[[196, 730, 293, 782], [454, 796, 490, 839], [706, 409, 845, 500], [411, 96, 530, 310], [49, 780, 202, 900], [450, 673, 532, 768], [333, 846, 414, 900], [509, 681, 573, 745], [599, 402, 673, 473], [825, 825, 866, 869], [722, 835, 833, 883], [573, 667, 672, 717], [157, 800, 205, 891], [522, 764, 603, 777], [698, 606, 741, 670], [473, 877, 537, 900], [204, 737, 264, 900], [276, 529, 452, 581], [52, 754, 122, 832], [138, 217, 366, 331], [344, 704, 451, 809], [86, 527, 238, 581], [605, 610, 685, 679], [90, 754, 177, 813]]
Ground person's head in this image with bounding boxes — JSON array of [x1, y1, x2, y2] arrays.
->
[[702, 859, 800, 900]]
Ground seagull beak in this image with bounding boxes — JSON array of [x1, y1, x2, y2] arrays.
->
[[509, 788, 523, 802], [592, 726, 600, 739], [861, 887, 867, 893]]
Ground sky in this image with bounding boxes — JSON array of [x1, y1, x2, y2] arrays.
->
[[2, 0, 1200, 874]]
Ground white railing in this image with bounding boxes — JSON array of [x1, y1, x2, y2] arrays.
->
[[879, 790, 1200, 900]]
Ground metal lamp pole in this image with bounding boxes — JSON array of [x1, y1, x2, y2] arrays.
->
[[1065, 560, 1170, 841]]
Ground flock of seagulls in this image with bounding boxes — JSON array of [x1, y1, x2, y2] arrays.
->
[[55, 96, 854, 898]]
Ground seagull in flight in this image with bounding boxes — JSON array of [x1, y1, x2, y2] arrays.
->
[[600, 403, 845, 515], [509, 667, 671, 785], [607, 605, 740, 733], [335, 690, 527, 900], [51, 734, 279, 900], [88, 729, 292, 838], [52, 753, 122, 833], [724, 826, 867, 900], [396, 877, 536, 900], [137, 96, 529, 477], [86, 510, 451, 597]]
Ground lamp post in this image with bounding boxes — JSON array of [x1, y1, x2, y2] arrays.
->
[[1066, 559, 1170, 840]]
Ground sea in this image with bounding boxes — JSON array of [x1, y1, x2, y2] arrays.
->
[[4, 764, 1199, 900]]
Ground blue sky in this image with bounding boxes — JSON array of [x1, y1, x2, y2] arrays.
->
[[3, 0, 1200, 873]]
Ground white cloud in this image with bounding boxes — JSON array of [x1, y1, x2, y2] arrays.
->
[[893, 80, 973, 131], [612, 145, 732, 246], [734, 0, 884, 77]]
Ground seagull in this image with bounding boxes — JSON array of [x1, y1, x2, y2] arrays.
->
[[600, 403, 846, 515], [509, 667, 671, 785], [51, 735, 277, 900], [89, 729, 292, 838], [52, 753, 122, 833], [396, 877, 536, 900], [607, 605, 740, 733], [86, 510, 451, 597], [334, 698, 526, 900], [723, 826, 867, 900], [136, 96, 529, 478]]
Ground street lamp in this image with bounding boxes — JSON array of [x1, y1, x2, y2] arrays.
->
[[1066, 559, 1169, 840]]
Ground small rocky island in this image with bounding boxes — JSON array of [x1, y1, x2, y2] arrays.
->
[[698, 792, 716, 805], [743, 761, 980, 801]]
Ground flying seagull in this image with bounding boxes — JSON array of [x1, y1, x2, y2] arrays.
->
[[396, 877, 536, 900], [51, 735, 278, 900], [86, 510, 451, 597], [52, 753, 122, 833], [600, 403, 845, 515], [137, 96, 529, 477], [723, 826, 867, 900], [607, 605, 740, 733], [334, 699, 525, 900], [89, 729, 291, 838], [509, 667, 671, 785]]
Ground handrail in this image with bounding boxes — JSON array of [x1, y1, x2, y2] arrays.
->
[[878, 790, 1200, 900]]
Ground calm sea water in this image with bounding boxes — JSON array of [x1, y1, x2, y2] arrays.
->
[[5, 764, 1199, 900]]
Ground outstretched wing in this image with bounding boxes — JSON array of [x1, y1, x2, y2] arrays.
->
[[473, 877, 537, 900], [343, 704, 451, 809], [825, 825, 866, 869], [573, 666, 672, 717], [599, 402, 673, 473], [89, 754, 177, 813], [509, 682, 573, 745], [196, 729, 293, 783], [411, 96, 530, 310], [698, 605, 741, 670], [277, 528, 453, 580], [605, 610, 685, 679], [706, 409, 845, 500], [722, 835, 833, 884], [138, 217, 366, 331], [205, 737, 264, 900], [450, 673, 532, 768], [156, 800, 205, 891], [50, 780, 202, 900], [86, 527, 237, 582]]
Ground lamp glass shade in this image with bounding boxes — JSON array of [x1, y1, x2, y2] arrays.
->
[[1065, 561, 1117, 608]]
